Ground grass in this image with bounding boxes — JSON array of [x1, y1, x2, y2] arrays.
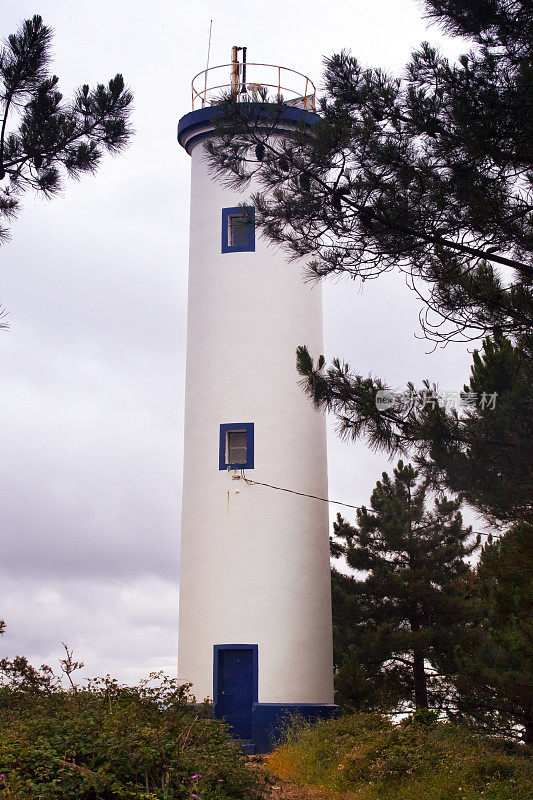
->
[[266, 713, 533, 800]]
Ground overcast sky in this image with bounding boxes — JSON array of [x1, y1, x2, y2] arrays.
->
[[0, 0, 478, 686]]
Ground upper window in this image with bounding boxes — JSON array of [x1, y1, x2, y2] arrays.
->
[[219, 423, 254, 470], [222, 207, 255, 253]]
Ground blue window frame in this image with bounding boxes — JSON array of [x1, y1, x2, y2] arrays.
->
[[222, 206, 255, 253], [219, 422, 254, 470]]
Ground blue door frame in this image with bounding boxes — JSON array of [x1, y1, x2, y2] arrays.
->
[[213, 644, 258, 740]]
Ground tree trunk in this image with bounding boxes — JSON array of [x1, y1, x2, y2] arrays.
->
[[524, 717, 533, 746], [413, 649, 428, 710], [409, 590, 428, 710]]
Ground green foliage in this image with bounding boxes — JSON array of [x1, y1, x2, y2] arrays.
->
[[453, 521, 533, 743], [331, 568, 400, 712], [267, 713, 533, 800], [207, 0, 532, 345], [0, 15, 133, 243], [0, 659, 265, 800], [323, 341, 532, 740], [331, 631, 408, 713], [331, 460, 478, 711], [299, 334, 532, 524], [427, 334, 532, 523]]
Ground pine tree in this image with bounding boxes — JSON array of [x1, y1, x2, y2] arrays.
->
[[453, 521, 533, 744], [297, 333, 532, 525], [0, 15, 133, 243], [332, 461, 478, 711], [206, 0, 532, 344], [299, 330, 531, 731], [331, 568, 412, 712]]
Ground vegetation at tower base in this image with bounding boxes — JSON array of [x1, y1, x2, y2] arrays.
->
[[0, 657, 266, 799], [0, 15, 133, 244], [329, 460, 478, 713], [267, 713, 533, 800], [206, 0, 532, 346]]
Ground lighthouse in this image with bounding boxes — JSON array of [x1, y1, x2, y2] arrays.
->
[[177, 50, 336, 753]]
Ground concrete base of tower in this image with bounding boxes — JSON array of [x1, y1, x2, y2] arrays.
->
[[252, 703, 339, 754]]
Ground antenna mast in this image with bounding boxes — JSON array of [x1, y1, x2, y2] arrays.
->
[[202, 20, 213, 106]]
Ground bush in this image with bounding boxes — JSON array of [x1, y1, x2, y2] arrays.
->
[[0, 659, 265, 800], [267, 713, 533, 800]]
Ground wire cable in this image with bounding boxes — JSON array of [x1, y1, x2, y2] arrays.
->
[[240, 470, 361, 510], [238, 470, 505, 539]]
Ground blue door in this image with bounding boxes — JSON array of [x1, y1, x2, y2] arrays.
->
[[214, 646, 257, 740]]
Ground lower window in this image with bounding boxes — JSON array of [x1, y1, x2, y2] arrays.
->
[[219, 422, 254, 470]]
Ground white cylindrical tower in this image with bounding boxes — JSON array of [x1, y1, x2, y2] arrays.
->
[[177, 53, 336, 753]]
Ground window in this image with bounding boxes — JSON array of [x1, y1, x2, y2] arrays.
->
[[227, 430, 247, 464], [229, 215, 249, 248], [219, 423, 254, 470], [222, 206, 255, 253]]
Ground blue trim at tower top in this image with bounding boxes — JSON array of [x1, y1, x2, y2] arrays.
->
[[177, 103, 320, 154]]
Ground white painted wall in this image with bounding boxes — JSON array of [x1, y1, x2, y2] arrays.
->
[[178, 127, 334, 704]]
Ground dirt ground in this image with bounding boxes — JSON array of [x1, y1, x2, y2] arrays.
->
[[248, 756, 331, 800], [268, 782, 331, 799]]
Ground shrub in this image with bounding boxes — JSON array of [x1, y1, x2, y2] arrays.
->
[[0, 660, 265, 800], [267, 713, 532, 800]]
